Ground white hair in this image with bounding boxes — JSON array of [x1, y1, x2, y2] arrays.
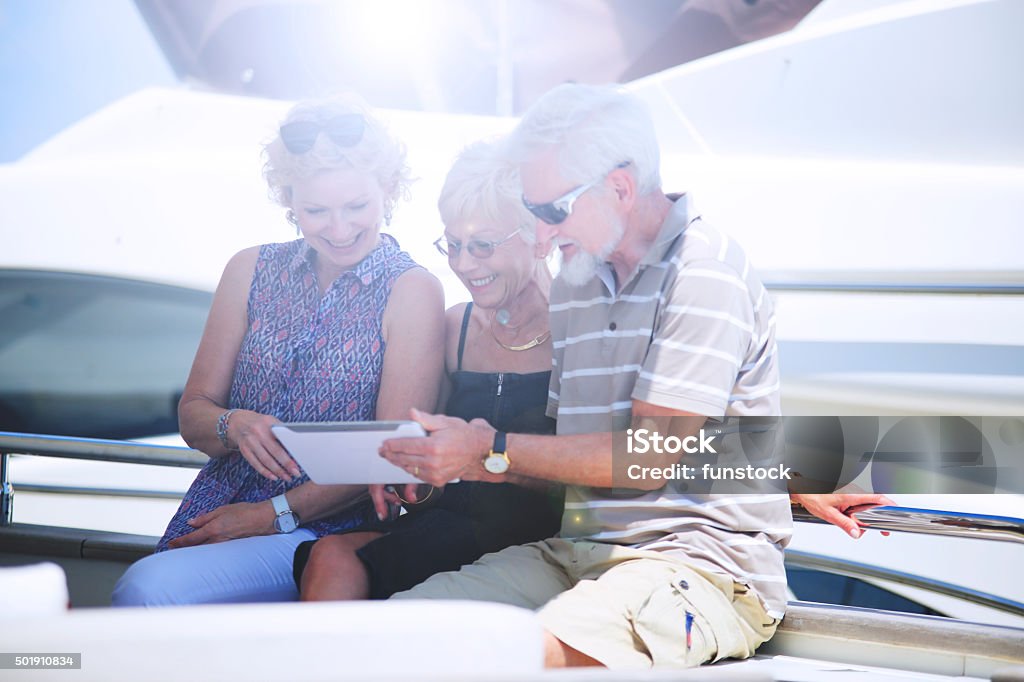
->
[[438, 138, 536, 242], [509, 83, 661, 194]]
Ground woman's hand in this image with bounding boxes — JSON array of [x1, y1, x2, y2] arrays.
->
[[367, 483, 441, 521], [368, 484, 408, 521], [791, 493, 895, 538], [167, 501, 276, 548], [228, 410, 301, 481]]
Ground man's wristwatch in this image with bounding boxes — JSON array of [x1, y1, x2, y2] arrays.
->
[[482, 431, 511, 475], [271, 493, 300, 533]]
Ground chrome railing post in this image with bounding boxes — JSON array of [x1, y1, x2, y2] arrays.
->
[[0, 451, 12, 526]]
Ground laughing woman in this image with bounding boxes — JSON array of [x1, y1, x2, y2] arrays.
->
[[295, 139, 564, 601], [112, 96, 445, 606]]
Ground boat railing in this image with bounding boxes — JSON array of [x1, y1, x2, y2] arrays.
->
[[0, 431, 207, 525], [4, 431, 1024, 539], [761, 272, 1024, 295], [2, 431, 1023, 617], [790, 506, 1024, 545], [787, 509, 1024, 619]]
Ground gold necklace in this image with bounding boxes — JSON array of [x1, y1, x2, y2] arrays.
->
[[489, 303, 549, 352], [491, 328, 551, 352]]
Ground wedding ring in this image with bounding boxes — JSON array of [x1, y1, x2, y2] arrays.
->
[[413, 465, 420, 477]]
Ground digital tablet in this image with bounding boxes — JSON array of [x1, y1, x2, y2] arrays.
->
[[271, 420, 426, 484]]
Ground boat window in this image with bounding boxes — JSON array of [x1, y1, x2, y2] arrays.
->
[[0, 270, 211, 439], [787, 566, 944, 617]]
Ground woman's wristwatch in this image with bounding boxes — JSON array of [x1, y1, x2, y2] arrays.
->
[[271, 494, 300, 533]]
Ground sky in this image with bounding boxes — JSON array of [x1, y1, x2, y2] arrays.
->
[[0, 0, 175, 162]]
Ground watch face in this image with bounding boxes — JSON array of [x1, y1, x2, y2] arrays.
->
[[484, 454, 509, 474], [274, 512, 298, 533]]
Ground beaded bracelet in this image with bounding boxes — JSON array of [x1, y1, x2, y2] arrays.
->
[[216, 409, 239, 451]]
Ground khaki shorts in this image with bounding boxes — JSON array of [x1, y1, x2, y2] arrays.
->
[[390, 539, 778, 668]]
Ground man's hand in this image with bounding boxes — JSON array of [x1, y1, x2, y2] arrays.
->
[[791, 493, 895, 539], [167, 501, 276, 548], [379, 409, 497, 487]]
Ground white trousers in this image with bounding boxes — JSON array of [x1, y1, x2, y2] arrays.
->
[[111, 529, 317, 606]]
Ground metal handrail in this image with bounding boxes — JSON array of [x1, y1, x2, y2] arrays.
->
[[764, 280, 1024, 295], [0, 432, 207, 526], [0, 432, 207, 468], [12, 483, 187, 500], [785, 550, 1024, 618], [761, 270, 1024, 295], [792, 506, 1024, 544]]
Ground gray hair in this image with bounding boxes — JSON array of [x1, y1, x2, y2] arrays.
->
[[263, 94, 412, 216], [509, 83, 661, 195], [438, 138, 537, 242]]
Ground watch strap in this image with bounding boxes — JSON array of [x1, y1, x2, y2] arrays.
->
[[492, 431, 507, 456], [271, 494, 291, 517]]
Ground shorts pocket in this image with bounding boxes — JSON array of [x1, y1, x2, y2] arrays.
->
[[669, 574, 719, 666], [668, 568, 750, 663], [630, 572, 717, 667]]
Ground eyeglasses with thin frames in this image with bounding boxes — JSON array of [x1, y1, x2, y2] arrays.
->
[[522, 161, 630, 225], [433, 227, 523, 259]]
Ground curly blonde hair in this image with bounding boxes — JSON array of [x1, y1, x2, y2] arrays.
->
[[263, 94, 413, 218]]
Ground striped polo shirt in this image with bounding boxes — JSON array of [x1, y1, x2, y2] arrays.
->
[[547, 194, 791, 618]]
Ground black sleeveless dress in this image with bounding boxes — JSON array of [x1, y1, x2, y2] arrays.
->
[[293, 303, 563, 598]]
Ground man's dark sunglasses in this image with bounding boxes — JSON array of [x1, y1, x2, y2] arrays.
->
[[522, 161, 630, 225], [280, 114, 365, 154]]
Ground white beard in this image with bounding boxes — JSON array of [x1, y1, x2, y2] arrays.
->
[[557, 215, 624, 287], [559, 249, 602, 286]]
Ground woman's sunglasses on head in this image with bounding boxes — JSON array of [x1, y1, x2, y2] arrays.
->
[[280, 113, 365, 154], [522, 161, 631, 225], [434, 228, 523, 259]]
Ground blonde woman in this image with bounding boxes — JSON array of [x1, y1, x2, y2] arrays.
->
[[112, 96, 444, 606]]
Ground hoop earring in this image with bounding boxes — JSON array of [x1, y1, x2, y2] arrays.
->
[[286, 210, 299, 235]]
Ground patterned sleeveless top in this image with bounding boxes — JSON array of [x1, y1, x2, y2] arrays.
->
[[157, 234, 419, 551]]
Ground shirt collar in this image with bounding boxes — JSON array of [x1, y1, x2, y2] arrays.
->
[[289, 238, 316, 273], [592, 194, 696, 294], [288, 233, 401, 288], [639, 193, 697, 266]]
